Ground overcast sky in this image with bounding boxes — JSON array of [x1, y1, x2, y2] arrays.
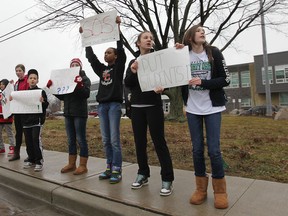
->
[[1, 0, 288, 87]]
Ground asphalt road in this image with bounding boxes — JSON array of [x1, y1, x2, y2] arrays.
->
[[0, 183, 75, 216]]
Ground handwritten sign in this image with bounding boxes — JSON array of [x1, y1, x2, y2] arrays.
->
[[1, 83, 14, 119], [137, 46, 191, 92], [49, 67, 79, 95], [10, 90, 43, 114], [80, 10, 119, 47]]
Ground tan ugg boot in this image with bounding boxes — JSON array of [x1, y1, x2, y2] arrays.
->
[[73, 156, 88, 175], [212, 178, 229, 209], [61, 154, 77, 173], [190, 176, 209, 205]]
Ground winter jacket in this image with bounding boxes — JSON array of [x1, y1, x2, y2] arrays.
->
[[55, 70, 91, 118], [181, 46, 230, 106], [14, 75, 29, 91], [22, 86, 49, 127], [85, 36, 126, 103], [0, 102, 13, 124]]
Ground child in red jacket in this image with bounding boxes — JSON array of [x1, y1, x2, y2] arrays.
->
[[0, 79, 15, 156]]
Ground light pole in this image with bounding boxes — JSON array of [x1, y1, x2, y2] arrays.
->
[[259, 0, 272, 116]]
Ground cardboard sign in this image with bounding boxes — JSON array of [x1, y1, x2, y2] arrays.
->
[[1, 83, 13, 118], [80, 10, 119, 47], [49, 67, 79, 95], [137, 46, 191, 91], [10, 90, 43, 114]]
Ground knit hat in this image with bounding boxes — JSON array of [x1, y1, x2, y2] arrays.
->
[[70, 58, 82, 69]]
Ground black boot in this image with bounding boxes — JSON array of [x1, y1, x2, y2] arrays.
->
[[9, 147, 20, 161]]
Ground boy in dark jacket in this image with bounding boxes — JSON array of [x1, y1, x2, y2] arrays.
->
[[22, 69, 49, 171]]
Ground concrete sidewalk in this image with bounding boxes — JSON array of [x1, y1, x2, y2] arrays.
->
[[0, 145, 287, 216]]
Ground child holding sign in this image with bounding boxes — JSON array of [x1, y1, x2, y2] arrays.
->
[[179, 24, 230, 209], [47, 58, 91, 175], [21, 69, 49, 171], [82, 16, 126, 184], [0, 79, 15, 156], [9, 64, 29, 162], [124, 31, 174, 196]]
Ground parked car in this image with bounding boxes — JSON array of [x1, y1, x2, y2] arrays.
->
[[88, 109, 98, 117], [240, 105, 279, 116], [52, 111, 64, 116]]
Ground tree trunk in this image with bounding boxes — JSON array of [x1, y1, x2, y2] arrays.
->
[[164, 87, 186, 122]]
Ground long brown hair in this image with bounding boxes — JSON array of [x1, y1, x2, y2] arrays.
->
[[182, 24, 213, 63]]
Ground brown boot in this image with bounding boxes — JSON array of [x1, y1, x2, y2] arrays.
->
[[212, 178, 229, 209], [61, 154, 77, 173], [8, 147, 20, 162], [73, 156, 88, 175], [190, 176, 209, 205]]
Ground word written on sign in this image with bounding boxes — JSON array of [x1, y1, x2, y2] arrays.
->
[[50, 67, 79, 95], [10, 90, 43, 114], [80, 10, 119, 47], [137, 46, 191, 92]]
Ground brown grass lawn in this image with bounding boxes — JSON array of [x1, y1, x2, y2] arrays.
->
[[38, 115, 288, 183]]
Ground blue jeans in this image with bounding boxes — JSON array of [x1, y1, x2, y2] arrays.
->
[[65, 116, 88, 157], [187, 112, 224, 179], [98, 102, 122, 168]]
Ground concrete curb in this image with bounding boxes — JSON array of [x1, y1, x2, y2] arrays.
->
[[0, 167, 162, 216]]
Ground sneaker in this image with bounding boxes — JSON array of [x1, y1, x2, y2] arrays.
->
[[109, 170, 122, 184], [23, 162, 35, 169], [0, 148, 5, 154], [131, 174, 149, 189], [34, 164, 43, 172], [160, 181, 173, 196], [99, 166, 112, 180], [8, 146, 14, 157], [24, 157, 29, 162]]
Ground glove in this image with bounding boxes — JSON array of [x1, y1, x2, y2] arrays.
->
[[46, 80, 53, 88], [74, 76, 84, 89]]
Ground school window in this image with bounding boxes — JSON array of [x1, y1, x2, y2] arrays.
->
[[240, 71, 250, 87], [241, 98, 251, 107], [262, 66, 273, 85], [275, 65, 288, 84], [225, 72, 239, 88], [279, 92, 288, 106]]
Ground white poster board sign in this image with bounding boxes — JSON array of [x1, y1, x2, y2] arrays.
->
[[10, 90, 43, 114], [137, 46, 191, 92], [80, 10, 119, 47], [49, 67, 79, 95], [1, 83, 14, 119]]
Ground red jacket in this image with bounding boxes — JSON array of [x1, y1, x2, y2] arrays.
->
[[14, 75, 29, 91], [0, 103, 13, 124]]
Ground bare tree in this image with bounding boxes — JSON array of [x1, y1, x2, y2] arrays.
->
[[33, 0, 288, 121]]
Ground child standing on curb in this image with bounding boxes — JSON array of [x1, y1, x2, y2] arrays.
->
[[21, 69, 49, 171], [82, 16, 126, 184], [124, 31, 174, 196], [0, 79, 15, 156]]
